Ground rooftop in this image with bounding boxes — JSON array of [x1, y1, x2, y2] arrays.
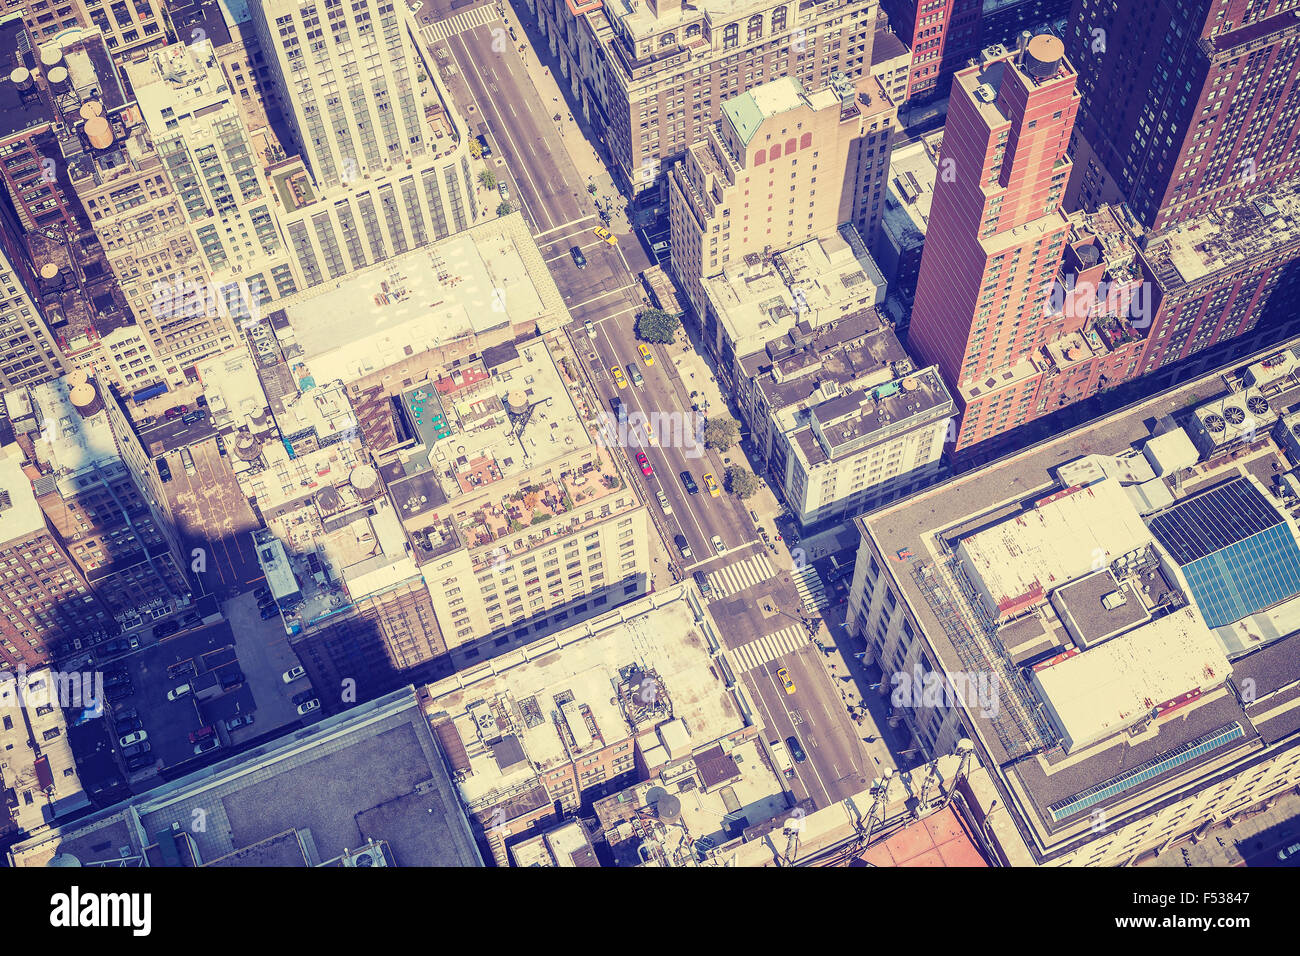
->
[[8, 688, 483, 867], [880, 137, 938, 249], [424, 590, 745, 810], [278, 214, 565, 385], [857, 342, 1300, 853], [1142, 180, 1300, 291], [28, 378, 120, 481], [0, 443, 45, 543]]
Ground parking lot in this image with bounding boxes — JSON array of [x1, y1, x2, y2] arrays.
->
[[100, 621, 254, 784], [161, 435, 264, 599], [139, 406, 216, 456], [221, 591, 313, 735]]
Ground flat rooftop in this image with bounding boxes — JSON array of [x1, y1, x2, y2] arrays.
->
[[1142, 179, 1300, 290], [881, 138, 938, 248], [8, 688, 483, 867], [279, 214, 565, 385], [424, 590, 745, 809], [858, 341, 1300, 852]]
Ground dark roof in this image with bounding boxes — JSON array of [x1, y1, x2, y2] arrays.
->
[[0, 16, 52, 141], [694, 744, 740, 789], [433, 719, 471, 774], [490, 734, 527, 772], [1148, 477, 1283, 564], [164, 0, 233, 48], [873, 27, 910, 61]]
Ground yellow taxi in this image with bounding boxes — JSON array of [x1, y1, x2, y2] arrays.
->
[[593, 226, 617, 245], [638, 343, 654, 366], [778, 667, 796, 695], [644, 421, 656, 444], [704, 472, 720, 497], [611, 366, 628, 389]]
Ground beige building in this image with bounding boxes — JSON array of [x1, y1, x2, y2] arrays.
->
[[525, 0, 880, 195], [668, 72, 894, 327], [0, 239, 65, 392], [844, 351, 1300, 866], [247, 0, 483, 289], [0, 0, 167, 61]]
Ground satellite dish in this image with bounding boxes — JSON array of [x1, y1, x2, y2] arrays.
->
[[48, 853, 82, 867]]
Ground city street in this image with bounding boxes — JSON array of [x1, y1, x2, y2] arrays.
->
[[413, 1, 881, 805]]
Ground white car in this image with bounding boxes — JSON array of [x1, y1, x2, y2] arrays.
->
[[282, 665, 306, 684], [711, 534, 726, 555], [119, 731, 147, 748], [585, 320, 597, 339], [297, 698, 320, 715], [408, 0, 423, 12], [166, 683, 192, 701]]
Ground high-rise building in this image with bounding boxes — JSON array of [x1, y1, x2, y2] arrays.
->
[[878, 0, 982, 104], [668, 73, 895, 326], [1064, 0, 1300, 232], [907, 36, 1078, 450], [246, 0, 482, 288], [0, 227, 65, 392], [124, 39, 300, 375], [0, 442, 114, 669], [526, 0, 879, 196], [11, 374, 193, 641]]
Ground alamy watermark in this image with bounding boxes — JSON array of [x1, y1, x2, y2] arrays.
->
[[891, 664, 1000, 718], [596, 409, 707, 459]]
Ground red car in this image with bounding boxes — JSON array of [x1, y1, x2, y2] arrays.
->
[[636, 451, 653, 477], [164, 404, 188, 419], [188, 725, 215, 744]]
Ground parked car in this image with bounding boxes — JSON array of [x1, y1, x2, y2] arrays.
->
[[112, 706, 138, 722], [164, 406, 185, 419], [194, 737, 219, 755], [114, 716, 143, 733], [121, 741, 151, 759], [282, 666, 306, 684], [156, 458, 172, 482], [656, 489, 672, 515], [260, 606, 280, 620], [474, 133, 492, 157], [253, 586, 271, 600], [153, 620, 180, 639], [106, 683, 134, 702], [786, 735, 807, 763], [674, 534, 692, 559], [638, 343, 654, 366], [215, 433, 226, 456], [139, 416, 155, 428], [125, 754, 154, 772], [119, 731, 147, 748], [166, 683, 192, 701], [680, 471, 699, 495], [188, 725, 215, 744], [297, 699, 321, 716], [497, 180, 510, 201], [103, 673, 131, 689], [585, 320, 597, 339], [257, 594, 277, 608], [219, 669, 245, 690], [569, 245, 587, 269], [167, 661, 196, 680], [181, 411, 204, 424], [225, 713, 254, 732], [292, 690, 316, 707]]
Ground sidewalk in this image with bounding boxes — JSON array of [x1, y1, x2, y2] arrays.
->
[[505, 4, 632, 234]]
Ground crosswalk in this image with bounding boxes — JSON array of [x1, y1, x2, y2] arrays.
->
[[792, 562, 830, 610], [420, 6, 499, 43], [706, 552, 777, 599], [725, 625, 810, 674]]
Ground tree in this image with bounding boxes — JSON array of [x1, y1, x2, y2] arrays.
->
[[726, 465, 760, 499], [704, 416, 740, 452], [478, 170, 497, 189], [496, 201, 513, 217], [468, 138, 483, 160], [636, 307, 680, 344]]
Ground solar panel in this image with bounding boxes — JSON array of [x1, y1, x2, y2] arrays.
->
[[1148, 477, 1282, 564], [1182, 523, 1300, 628]]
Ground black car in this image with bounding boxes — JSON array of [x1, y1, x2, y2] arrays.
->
[[569, 245, 587, 269], [292, 690, 316, 707], [253, 586, 271, 601], [181, 411, 204, 424], [219, 669, 245, 690], [680, 471, 700, 495], [121, 741, 151, 759], [155, 457, 172, 482], [674, 534, 692, 559], [114, 716, 143, 733], [195, 395, 207, 407], [125, 755, 154, 773], [610, 396, 627, 424], [153, 620, 180, 639], [105, 684, 134, 701], [112, 707, 138, 722], [103, 672, 130, 689], [693, 570, 713, 598], [475, 133, 492, 157], [215, 433, 226, 456], [786, 735, 807, 763], [260, 606, 280, 620]]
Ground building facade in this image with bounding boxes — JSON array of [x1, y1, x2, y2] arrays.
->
[[1063, 0, 1300, 232]]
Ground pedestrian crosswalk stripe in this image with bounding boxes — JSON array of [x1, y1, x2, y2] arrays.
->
[[706, 553, 776, 599], [791, 563, 830, 609], [725, 625, 809, 673], [420, 5, 498, 43]]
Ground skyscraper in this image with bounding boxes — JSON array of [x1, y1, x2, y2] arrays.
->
[[1064, 0, 1300, 232], [907, 36, 1078, 450], [878, 0, 983, 104]]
